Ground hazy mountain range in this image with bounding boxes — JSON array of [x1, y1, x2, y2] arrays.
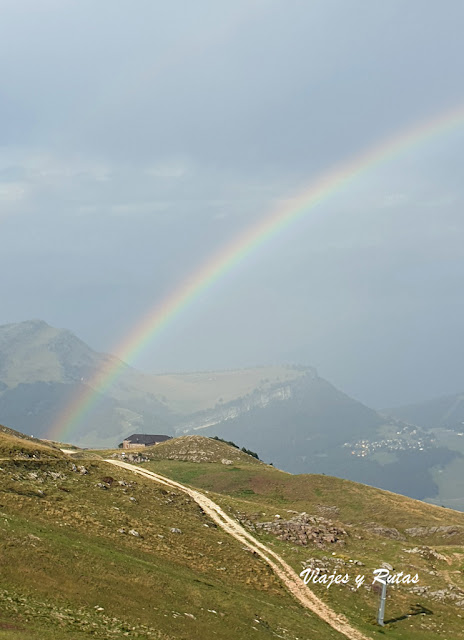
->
[[0, 319, 178, 443], [1, 319, 463, 510], [387, 393, 464, 432], [177, 373, 461, 506]]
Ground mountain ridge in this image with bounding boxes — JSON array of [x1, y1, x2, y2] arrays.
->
[[1, 319, 463, 511], [0, 320, 175, 444]]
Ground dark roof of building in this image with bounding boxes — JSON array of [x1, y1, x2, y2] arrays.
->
[[124, 434, 172, 445]]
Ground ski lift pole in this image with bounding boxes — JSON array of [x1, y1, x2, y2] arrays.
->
[[377, 581, 387, 626], [377, 562, 392, 626]]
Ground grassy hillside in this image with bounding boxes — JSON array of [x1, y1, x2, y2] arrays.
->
[[119, 435, 264, 464], [0, 427, 347, 640], [3, 429, 464, 638], [128, 436, 464, 640], [0, 425, 63, 459]]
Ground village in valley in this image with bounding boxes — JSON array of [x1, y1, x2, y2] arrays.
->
[[343, 424, 435, 458]]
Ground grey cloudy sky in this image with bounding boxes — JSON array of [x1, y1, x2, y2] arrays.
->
[[1, 0, 464, 407]]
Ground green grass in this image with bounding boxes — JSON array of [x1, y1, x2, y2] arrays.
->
[[0, 453, 346, 639], [137, 455, 464, 640], [140, 458, 464, 528], [2, 429, 464, 639], [0, 426, 63, 459]]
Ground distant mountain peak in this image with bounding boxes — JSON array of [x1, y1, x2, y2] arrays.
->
[[0, 319, 173, 444], [7, 318, 51, 330]]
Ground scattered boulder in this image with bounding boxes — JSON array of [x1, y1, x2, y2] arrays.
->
[[113, 452, 149, 463], [403, 546, 449, 562], [48, 471, 65, 480], [317, 505, 340, 517]]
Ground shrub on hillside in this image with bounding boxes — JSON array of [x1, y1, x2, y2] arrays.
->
[[210, 436, 260, 460]]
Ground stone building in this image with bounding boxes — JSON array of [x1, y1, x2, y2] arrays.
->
[[121, 434, 172, 449]]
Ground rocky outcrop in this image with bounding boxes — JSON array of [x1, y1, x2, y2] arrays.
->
[[176, 383, 296, 433], [254, 513, 347, 547], [301, 556, 364, 574], [405, 525, 464, 538], [175, 370, 317, 435], [403, 546, 449, 562], [409, 584, 464, 608], [363, 522, 405, 540], [110, 452, 150, 463]]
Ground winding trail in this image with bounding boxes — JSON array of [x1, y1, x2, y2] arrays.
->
[[105, 459, 371, 640]]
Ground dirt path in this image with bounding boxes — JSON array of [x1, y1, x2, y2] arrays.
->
[[105, 459, 371, 640]]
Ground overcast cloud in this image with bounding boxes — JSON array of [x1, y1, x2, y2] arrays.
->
[[1, 0, 464, 407]]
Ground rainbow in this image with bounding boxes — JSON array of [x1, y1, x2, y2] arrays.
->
[[48, 103, 464, 443]]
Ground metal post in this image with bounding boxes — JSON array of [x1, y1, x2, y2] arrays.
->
[[377, 582, 387, 626]]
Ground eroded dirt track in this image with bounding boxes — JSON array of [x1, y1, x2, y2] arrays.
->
[[105, 459, 371, 640]]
